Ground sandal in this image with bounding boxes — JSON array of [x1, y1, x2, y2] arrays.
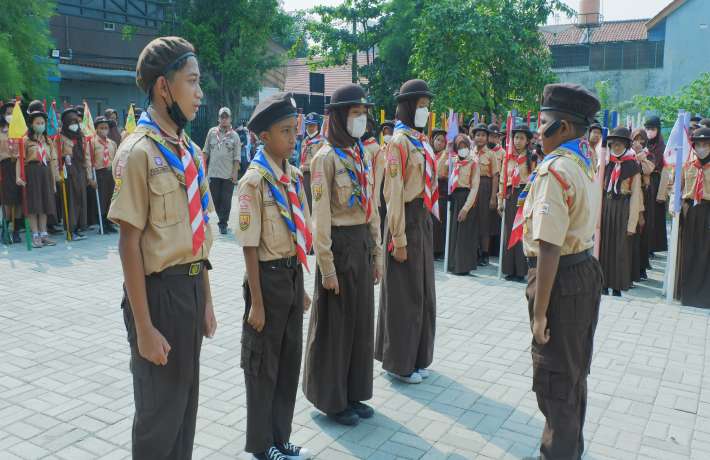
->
[[32, 236, 44, 248], [41, 236, 56, 246]]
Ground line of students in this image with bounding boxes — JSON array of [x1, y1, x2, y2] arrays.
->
[[0, 100, 122, 246]]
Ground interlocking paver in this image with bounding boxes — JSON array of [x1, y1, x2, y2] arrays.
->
[[2, 214, 710, 459]]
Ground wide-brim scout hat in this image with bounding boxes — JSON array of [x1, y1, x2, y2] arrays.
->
[[690, 116, 702, 123], [326, 84, 373, 109], [588, 121, 603, 134], [26, 100, 43, 114], [28, 111, 48, 122], [94, 116, 110, 127], [0, 100, 15, 114], [395, 79, 434, 102], [540, 83, 600, 126], [511, 124, 533, 139], [381, 120, 395, 130], [61, 107, 80, 123], [487, 124, 501, 135], [470, 123, 489, 135], [431, 128, 446, 138], [304, 112, 320, 125], [607, 127, 632, 143], [247, 91, 298, 133], [644, 115, 661, 129], [691, 127, 710, 141]]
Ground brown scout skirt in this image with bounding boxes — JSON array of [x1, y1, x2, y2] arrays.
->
[[25, 162, 56, 217], [600, 194, 632, 291], [303, 224, 374, 414], [303, 171, 313, 210], [67, 160, 87, 230], [447, 188, 478, 274], [1, 158, 20, 206], [475, 176, 493, 239], [502, 187, 527, 278], [680, 200, 710, 308], [375, 198, 436, 376], [433, 178, 448, 257], [649, 172, 668, 252]]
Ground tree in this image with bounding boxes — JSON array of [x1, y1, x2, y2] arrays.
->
[[170, 0, 289, 115], [410, 0, 571, 116], [0, 0, 56, 97], [633, 73, 710, 123]]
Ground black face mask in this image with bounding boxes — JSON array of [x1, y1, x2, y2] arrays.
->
[[164, 82, 188, 132], [487, 142, 496, 149]]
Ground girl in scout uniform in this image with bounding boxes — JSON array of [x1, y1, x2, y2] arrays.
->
[[645, 116, 668, 254], [235, 91, 313, 460], [303, 83, 382, 426], [487, 123, 504, 257], [375, 79, 437, 385], [599, 127, 643, 296], [1, 100, 22, 244], [499, 124, 536, 281], [108, 36, 218, 460], [470, 123, 499, 266], [440, 134, 480, 274], [91, 117, 118, 233], [677, 127, 710, 308], [630, 129, 654, 281], [60, 107, 92, 240], [432, 128, 449, 259], [16, 111, 59, 248]]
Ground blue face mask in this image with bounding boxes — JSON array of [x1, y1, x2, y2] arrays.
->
[[33, 124, 46, 134]]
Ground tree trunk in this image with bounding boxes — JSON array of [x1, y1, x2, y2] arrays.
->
[[351, 19, 358, 83]]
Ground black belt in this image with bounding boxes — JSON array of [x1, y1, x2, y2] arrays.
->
[[260, 256, 299, 270], [527, 250, 591, 269], [605, 192, 631, 200], [155, 261, 205, 277]]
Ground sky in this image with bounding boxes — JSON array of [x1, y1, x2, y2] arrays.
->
[[282, 0, 673, 22]]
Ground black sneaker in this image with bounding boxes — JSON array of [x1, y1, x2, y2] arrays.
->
[[349, 401, 374, 419], [104, 223, 118, 234], [602, 288, 609, 296], [277, 442, 312, 460], [11, 231, 21, 243], [219, 225, 228, 235], [72, 232, 87, 241], [252, 447, 287, 460], [504, 274, 516, 281], [328, 407, 359, 426], [640, 269, 648, 280], [612, 289, 622, 297]]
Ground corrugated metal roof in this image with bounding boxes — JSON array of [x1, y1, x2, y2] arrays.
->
[[541, 19, 650, 46], [284, 53, 371, 97]]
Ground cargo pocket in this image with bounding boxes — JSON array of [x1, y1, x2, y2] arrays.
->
[[532, 367, 572, 401], [148, 175, 184, 227], [334, 172, 353, 206], [553, 270, 586, 324], [240, 330, 264, 376], [130, 354, 155, 412]]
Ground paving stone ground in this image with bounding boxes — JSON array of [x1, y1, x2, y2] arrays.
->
[[1, 217, 709, 459]]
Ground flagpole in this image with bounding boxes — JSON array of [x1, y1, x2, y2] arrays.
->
[[497, 111, 513, 279], [443, 109, 457, 272]]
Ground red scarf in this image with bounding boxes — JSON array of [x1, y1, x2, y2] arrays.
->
[[693, 159, 710, 205], [98, 136, 111, 167], [451, 158, 473, 191], [607, 151, 637, 193], [511, 154, 527, 188]]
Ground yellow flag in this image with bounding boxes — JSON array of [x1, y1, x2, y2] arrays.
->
[[8, 102, 27, 140], [125, 104, 136, 134], [81, 101, 95, 137]]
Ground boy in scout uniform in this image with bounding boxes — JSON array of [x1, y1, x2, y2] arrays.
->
[[299, 112, 323, 208], [203, 106, 241, 234], [91, 116, 118, 233], [107, 36, 218, 459], [235, 92, 313, 460], [521, 83, 603, 460]]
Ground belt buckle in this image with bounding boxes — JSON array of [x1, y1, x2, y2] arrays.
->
[[285, 257, 295, 268], [188, 262, 201, 276]]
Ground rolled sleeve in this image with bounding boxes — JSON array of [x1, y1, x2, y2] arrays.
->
[[234, 178, 262, 247], [107, 150, 149, 230]]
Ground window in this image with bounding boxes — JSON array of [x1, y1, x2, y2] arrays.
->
[[587, 41, 664, 71], [103, 22, 116, 31], [551, 46, 590, 68]]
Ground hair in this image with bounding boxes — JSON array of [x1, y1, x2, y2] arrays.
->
[[136, 36, 196, 100], [395, 98, 418, 130], [0, 104, 11, 128], [454, 134, 470, 150], [545, 110, 588, 138], [326, 105, 358, 149]]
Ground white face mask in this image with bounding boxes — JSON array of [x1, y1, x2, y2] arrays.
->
[[457, 148, 470, 159], [383, 134, 392, 144], [308, 130, 318, 139], [414, 107, 429, 128], [4, 115, 11, 124], [69, 123, 80, 133], [696, 145, 710, 159], [346, 114, 367, 139]]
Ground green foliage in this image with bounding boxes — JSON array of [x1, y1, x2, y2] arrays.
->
[[121, 25, 137, 41], [595, 80, 611, 109], [633, 72, 710, 122], [0, 0, 56, 97]]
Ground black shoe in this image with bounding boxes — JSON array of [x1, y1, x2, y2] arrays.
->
[[602, 288, 609, 296], [612, 289, 622, 297], [46, 224, 61, 235], [349, 401, 374, 419], [327, 408, 359, 426], [649, 251, 655, 259], [480, 256, 490, 267], [515, 276, 526, 283], [72, 232, 87, 241], [276, 442, 312, 459], [103, 223, 118, 234], [11, 231, 20, 243], [219, 225, 228, 235], [253, 446, 288, 460], [640, 269, 648, 280], [505, 274, 516, 281]]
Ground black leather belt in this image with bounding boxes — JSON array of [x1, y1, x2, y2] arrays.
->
[[605, 192, 631, 200], [156, 261, 205, 277], [261, 256, 299, 270], [527, 250, 591, 269]]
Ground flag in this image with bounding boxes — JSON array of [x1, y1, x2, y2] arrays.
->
[[47, 101, 60, 138], [125, 104, 137, 134], [297, 112, 305, 138], [8, 102, 27, 140], [81, 101, 96, 137], [320, 115, 329, 137], [446, 110, 459, 194], [671, 112, 691, 214], [508, 208, 524, 249]]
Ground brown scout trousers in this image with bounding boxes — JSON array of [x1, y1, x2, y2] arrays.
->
[[526, 253, 602, 460], [303, 224, 375, 414], [241, 260, 304, 453], [122, 261, 207, 460]]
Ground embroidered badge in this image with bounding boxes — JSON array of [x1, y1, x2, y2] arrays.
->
[[238, 194, 252, 210], [239, 213, 250, 230], [154, 156, 164, 166], [111, 178, 123, 200], [313, 184, 322, 201], [388, 163, 399, 177], [538, 203, 551, 215]]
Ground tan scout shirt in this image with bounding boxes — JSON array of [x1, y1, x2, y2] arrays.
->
[[310, 143, 382, 277], [609, 173, 644, 234], [435, 151, 449, 179], [0, 129, 19, 161], [203, 126, 241, 180], [300, 135, 325, 172], [498, 152, 533, 208], [60, 134, 93, 179], [657, 164, 674, 202], [107, 133, 214, 276], [438, 155, 480, 212], [490, 145, 505, 176], [474, 145, 499, 178], [234, 152, 311, 262], [372, 144, 387, 208], [522, 152, 596, 257], [383, 132, 427, 248], [20, 136, 60, 185], [681, 160, 710, 201], [91, 136, 118, 170]]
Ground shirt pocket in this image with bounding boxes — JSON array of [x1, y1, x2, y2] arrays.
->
[[148, 175, 184, 227], [262, 201, 281, 240], [334, 172, 353, 205]]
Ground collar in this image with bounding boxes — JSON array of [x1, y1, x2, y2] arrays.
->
[[148, 106, 179, 143], [263, 148, 288, 182]]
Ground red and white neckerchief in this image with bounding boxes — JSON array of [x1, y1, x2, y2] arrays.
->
[[510, 154, 527, 188], [692, 159, 710, 206], [280, 172, 312, 271], [475, 146, 490, 175], [37, 140, 48, 166], [451, 158, 473, 192], [393, 121, 439, 219], [97, 136, 111, 167], [607, 150, 636, 193], [180, 140, 206, 255], [215, 127, 234, 145], [300, 134, 322, 168]]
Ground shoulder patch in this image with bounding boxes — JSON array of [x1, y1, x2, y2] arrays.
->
[[240, 168, 262, 188]]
